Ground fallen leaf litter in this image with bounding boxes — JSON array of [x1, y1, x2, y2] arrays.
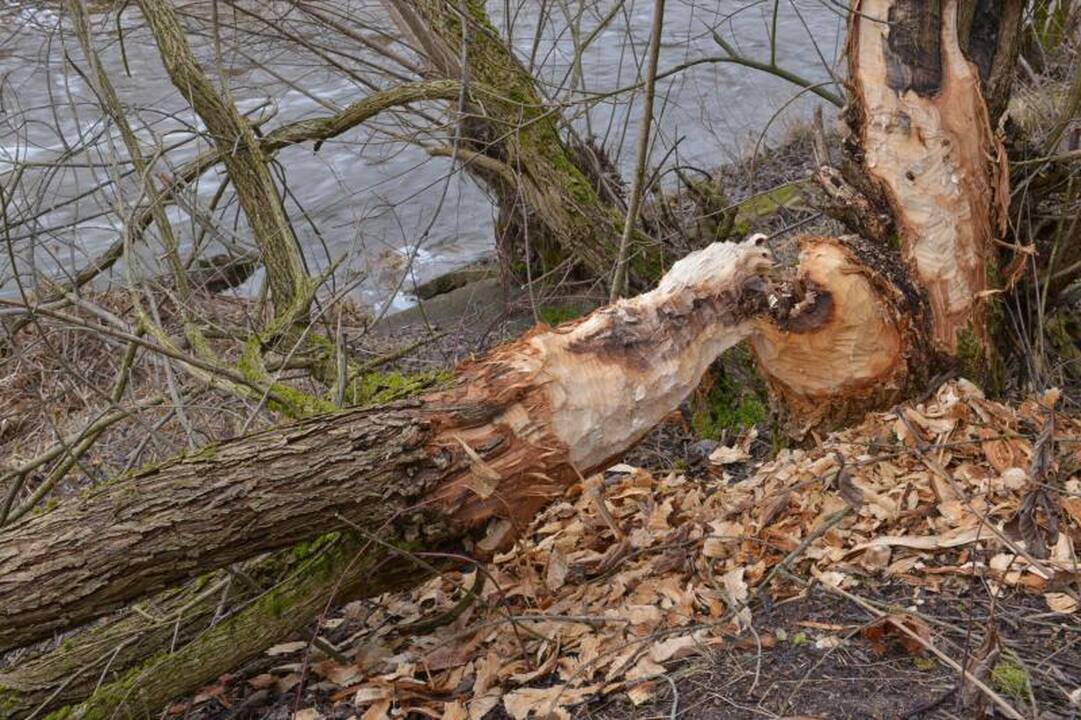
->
[[249, 380, 1079, 719]]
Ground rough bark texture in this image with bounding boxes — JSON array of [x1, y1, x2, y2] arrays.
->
[[25, 537, 424, 720], [0, 406, 434, 653], [957, 0, 1025, 123], [0, 239, 774, 655], [0, 540, 380, 719], [1, 580, 227, 717]]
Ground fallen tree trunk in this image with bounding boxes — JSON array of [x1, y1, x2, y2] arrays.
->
[[2, 535, 423, 720], [0, 239, 776, 654], [0, 537, 370, 718]]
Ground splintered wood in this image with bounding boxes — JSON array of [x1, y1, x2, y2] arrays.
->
[[248, 381, 1078, 719]]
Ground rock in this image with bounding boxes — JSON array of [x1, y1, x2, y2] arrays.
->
[[411, 260, 498, 300]]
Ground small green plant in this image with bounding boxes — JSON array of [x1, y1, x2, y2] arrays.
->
[[991, 657, 1030, 701], [1032, 0, 1076, 50], [690, 367, 766, 439], [912, 656, 937, 671]]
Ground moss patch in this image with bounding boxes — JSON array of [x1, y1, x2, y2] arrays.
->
[[690, 362, 766, 439], [991, 657, 1030, 701], [341, 368, 451, 407], [537, 304, 586, 326]]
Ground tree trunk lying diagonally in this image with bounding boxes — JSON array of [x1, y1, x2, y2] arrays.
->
[[0, 240, 778, 655]]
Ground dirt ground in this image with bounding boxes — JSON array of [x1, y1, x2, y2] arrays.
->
[[583, 590, 1079, 720]]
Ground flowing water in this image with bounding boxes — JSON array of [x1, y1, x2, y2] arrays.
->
[[0, 0, 844, 311]]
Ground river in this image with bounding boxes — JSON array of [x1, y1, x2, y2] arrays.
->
[[0, 0, 844, 312]]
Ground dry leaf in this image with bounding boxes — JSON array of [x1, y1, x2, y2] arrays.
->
[[354, 686, 391, 706], [360, 699, 391, 720], [316, 661, 361, 686], [468, 693, 501, 720], [626, 681, 657, 705], [625, 655, 665, 681], [862, 614, 931, 656], [265, 641, 308, 656], [546, 547, 569, 591], [441, 700, 469, 720], [1045, 592, 1079, 614], [650, 635, 699, 663], [502, 684, 597, 719], [625, 604, 662, 626], [247, 673, 276, 690], [709, 444, 750, 465], [293, 710, 323, 720]]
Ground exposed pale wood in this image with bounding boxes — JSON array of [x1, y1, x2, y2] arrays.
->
[[762, 0, 1018, 435], [751, 236, 930, 436], [846, 0, 1009, 353]]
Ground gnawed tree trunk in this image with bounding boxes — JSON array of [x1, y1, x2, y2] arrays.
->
[[750, 235, 934, 434], [752, 0, 1020, 435], [0, 240, 774, 655], [847, 0, 1009, 353]]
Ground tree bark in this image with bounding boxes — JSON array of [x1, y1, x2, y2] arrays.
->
[[0, 539, 375, 718], [0, 239, 775, 654], [0, 535, 422, 720], [957, 0, 1025, 123]]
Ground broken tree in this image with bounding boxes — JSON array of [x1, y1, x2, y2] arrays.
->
[[0, 241, 773, 654], [752, 0, 1022, 435]]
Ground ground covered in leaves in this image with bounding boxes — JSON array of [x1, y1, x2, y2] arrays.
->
[[175, 381, 1080, 720]]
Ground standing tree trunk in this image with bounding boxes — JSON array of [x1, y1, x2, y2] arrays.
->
[[750, 0, 1022, 436], [135, 0, 311, 326], [382, 0, 657, 286]]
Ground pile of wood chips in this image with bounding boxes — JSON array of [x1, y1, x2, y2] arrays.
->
[[258, 380, 1081, 720]]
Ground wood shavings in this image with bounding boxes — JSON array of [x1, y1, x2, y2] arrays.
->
[[251, 382, 1078, 719]]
